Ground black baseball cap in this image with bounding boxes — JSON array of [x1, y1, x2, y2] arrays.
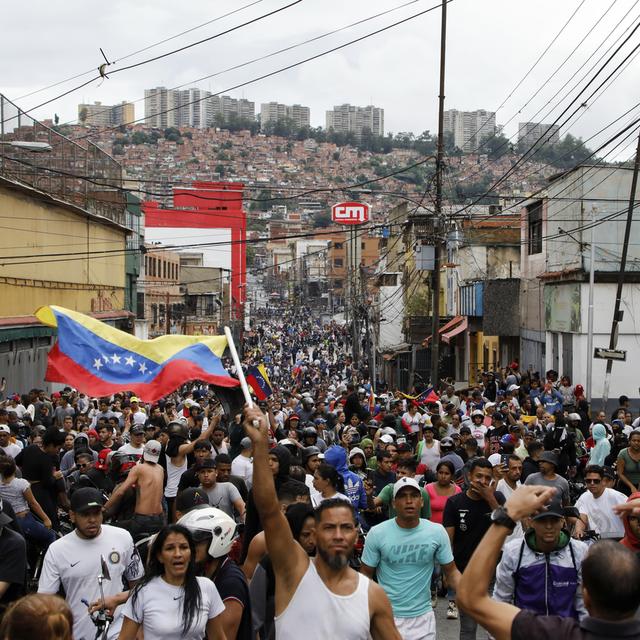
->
[[176, 487, 210, 513], [532, 505, 564, 521], [130, 425, 145, 435], [70, 488, 105, 513]]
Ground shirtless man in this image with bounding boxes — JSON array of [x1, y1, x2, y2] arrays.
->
[[243, 405, 401, 640], [104, 440, 165, 538]]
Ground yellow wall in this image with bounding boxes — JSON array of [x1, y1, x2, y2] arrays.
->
[[0, 186, 127, 317]]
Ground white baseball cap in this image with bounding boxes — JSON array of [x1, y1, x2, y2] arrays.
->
[[392, 477, 422, 499], [143, 440, 161, 463], [488, 453, 502, 467], [380, 434, 394, 444]]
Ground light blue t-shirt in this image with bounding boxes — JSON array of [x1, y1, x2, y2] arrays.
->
[[362, 518, 453, 618]]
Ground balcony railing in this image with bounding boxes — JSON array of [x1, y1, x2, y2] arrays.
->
[[0, 94, 127, 227]]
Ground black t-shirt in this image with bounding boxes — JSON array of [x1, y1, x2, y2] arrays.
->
[[213, 558, 253, 640], [485, 426, 509, 454], [442, 491, 505, 572], [512, 609, 640, 640], [0, 527, 26, 607]]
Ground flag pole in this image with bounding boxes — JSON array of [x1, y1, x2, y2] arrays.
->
[[224, 326, 253, 409]]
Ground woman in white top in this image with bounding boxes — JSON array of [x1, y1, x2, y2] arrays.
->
[[165, 418, 217, 521], [0, 454, 56, 547], [119, 524, 226, 640], [311, 463, 350, 509]]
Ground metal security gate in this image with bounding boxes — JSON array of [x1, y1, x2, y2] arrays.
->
[[561, 333, 573, 380]]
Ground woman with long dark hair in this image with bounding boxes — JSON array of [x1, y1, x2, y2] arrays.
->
[[118, 524, 226, 639], [311, 463, 349, 508]]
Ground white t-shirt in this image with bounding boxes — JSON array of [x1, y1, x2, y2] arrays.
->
[[401, 412, 423, 434], [131, 410, 147, 426], [39, 524, 144, 640], [122, 575, 224, 640], [470, 424, 488, 449], [118, 443, 144, 457], [311, 491, 350, 509], [496, 479, 524, 544], [0, 477, 30, 513], [0, 442, 23, 459], [231, 454, 253, 490], [575, 488, 627, 539]]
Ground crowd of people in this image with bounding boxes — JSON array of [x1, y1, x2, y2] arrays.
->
[[0, 311, 638, 639]]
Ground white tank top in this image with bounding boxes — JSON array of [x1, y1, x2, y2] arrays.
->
[[275, 559, 371, 640], [165, 456, 187, 498]]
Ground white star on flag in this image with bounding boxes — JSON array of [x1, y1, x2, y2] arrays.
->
[[139, 362, 147, 374], [111, 354, 121, 364], [125, 356, 135, 367], [93, 358, 103, 370], [102, 354, 109, 364]]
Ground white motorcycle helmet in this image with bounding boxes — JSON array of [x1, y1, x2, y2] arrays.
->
[[177, 507, 237, 558]]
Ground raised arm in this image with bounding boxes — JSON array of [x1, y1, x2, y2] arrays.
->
[[242, 406, 308, 596]]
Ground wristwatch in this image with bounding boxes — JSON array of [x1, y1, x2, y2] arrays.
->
[[490, 507, 516, 531]]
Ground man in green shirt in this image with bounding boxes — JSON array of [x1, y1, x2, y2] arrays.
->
[[373, 459, 431, 519]]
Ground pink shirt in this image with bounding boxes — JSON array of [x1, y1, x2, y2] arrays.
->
[[426, 482, 462, 524]]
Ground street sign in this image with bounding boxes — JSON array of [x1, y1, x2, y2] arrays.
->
[[331, 201, 370, 225], [593, 347, 627, 361]]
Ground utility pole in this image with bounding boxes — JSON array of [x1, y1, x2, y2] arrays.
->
[[585, 206, 596, 402], [165, 290, 171, 335], [430, 0, 447, 392], [601, 129, 640, 407]]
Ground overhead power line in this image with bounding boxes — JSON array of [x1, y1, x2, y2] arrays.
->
[[14, 0, 268, 101], [72, 1, 451, 141], [14, 0, 303, 120], [59, 0, 427, 128]]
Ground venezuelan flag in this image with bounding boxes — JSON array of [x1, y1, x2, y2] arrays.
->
[[246, 364, 273, 401], [36, 305, 239, 402]]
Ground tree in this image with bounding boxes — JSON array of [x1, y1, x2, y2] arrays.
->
[[313, 210, 332, 228], [483, 133, 512, 160], [78, 107, 88, 124]]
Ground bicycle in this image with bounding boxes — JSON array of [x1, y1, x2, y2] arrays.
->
[[81, 556, 113, 640]]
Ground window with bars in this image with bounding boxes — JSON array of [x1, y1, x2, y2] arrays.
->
[[527, 201, 543, 255]]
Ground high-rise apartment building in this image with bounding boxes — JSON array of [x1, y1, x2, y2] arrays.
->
[[210, 95, 255, 122], [325, 104, 384, 138], [78, 101, 135, 127], [144, 87, 255, 128], [260, 102, 311, 129], [518, 121, 560, 148], [444, 109, 496, 152], [144, 87, 177, 129]]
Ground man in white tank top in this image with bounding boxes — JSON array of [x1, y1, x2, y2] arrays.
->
[[243, 406, 401, 640]]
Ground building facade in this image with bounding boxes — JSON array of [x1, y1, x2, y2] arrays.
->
[[260, 102, 311, 129], [78, 101, 135, 127], [443, 109, 496, 152], [518, 122, 560, 148], [0, 93, 135, 391], [520, 165, 640, 404], [326, 104, 384, 138]]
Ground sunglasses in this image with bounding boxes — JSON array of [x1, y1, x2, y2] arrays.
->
[[585, 478, 601, 485]]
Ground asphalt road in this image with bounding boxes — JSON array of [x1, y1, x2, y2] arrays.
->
[[433, 597, 460, 640]]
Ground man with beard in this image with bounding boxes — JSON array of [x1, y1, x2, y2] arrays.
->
[[243, 404, 400, 639]]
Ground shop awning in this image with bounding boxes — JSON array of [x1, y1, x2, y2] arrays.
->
[[442, 316, 468, 344], [422, 315, 466, 346]]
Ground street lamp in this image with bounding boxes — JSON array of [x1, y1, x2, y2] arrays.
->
[[0, 141, 52, 152]]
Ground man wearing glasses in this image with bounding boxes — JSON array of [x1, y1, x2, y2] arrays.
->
[[574, 465, 627, 540]]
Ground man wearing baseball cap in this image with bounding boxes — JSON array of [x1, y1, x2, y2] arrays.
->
[[104, 440, 165, 538], [493, 503, 588, 619], [39, 487, 144, 640], [524, 450, 571, 510], [362, 477, 460, 639]]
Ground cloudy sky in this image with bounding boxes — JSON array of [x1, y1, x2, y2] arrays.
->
[[2, 0, 639, 157]]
